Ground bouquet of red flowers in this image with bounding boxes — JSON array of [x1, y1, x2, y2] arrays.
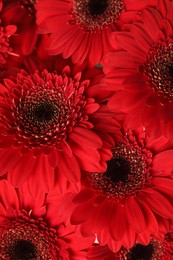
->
[[0, 0, 173, 259]]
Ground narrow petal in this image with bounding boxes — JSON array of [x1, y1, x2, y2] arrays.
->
[[138, 190, 173, 218], [126, 197, 146, 232]]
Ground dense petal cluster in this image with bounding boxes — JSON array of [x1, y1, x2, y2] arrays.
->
[[0, 65, 118, 190], [1, 0, 173, 258]]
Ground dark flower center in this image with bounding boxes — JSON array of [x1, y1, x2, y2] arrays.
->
[[73, 0, 125, 32], [129, 243, 154, 260], [0, 216, 61, 259], [106, 157, 131, 183], [88, 0, 108, 16], [143, 41, 173, 103], [8, 239, 37, 260], [85, 131, 152, 201], [31, 101, 57, 124]]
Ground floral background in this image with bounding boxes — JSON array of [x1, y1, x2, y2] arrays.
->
[[0, 0, 173, 259]]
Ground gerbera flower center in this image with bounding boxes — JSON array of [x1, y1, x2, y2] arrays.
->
[[126, 236, 173, 260], [8, 239, 37, 259], [142, 40, 173, 102], [106, 157, 131, 183], [88, 0, 108, 16], [28, 100, 58, 125], [72, 0, 125, 32], [0, 212, 61, 259], [118, 234, 173, 259], [129, 243, 154, 260], [85, 131, 152, 202]]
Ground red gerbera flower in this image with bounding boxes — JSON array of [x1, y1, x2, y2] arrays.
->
[[0, 59, 119, 191], [35, 0, 156, 66], [103, 0, 173, 139], [1, 0, 38, 55], [69, 127, 173, 252], [0, 180, 94, 259], [87, 233, 173, 259], [124, 234, 173, 260], [0, 2, 16, 70]]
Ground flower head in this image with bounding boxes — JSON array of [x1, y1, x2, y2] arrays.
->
[[103, 0, 173, 139], [0, 62, 118, 191], [2, 0, 38, 55], [35, 0, 156, 66], [0, 2, 16, 70], [0, 180, 94, 259], [70, 128, 173, 252]]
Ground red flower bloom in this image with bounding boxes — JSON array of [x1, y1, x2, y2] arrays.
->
[[103, 0, 173, 139], [0, 60, 119, 191], [69, 128, 173, 252], [0, 180, 94, 259], [1, 0, 38, 55], [35, 0, 156, 66], [110, 234, 173, 260], [87, 234, 173, 259], [0, 2, 16, 70]]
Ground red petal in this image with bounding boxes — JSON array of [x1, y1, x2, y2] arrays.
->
[[70, 200, 95, 224], [8, 153, 37, 186], [71, 144, 101, 172], [152, 150, 173, 170], [152, 177, 173, 198], [69, 127, 102, 148], [48, 147, 59, 168], [130, 24, 153, 51], [28, 154, 55, 194], [0, 148, 21, 175], [73, 189, 95, 203], [138, 190, 173, 218], [0, 180, 19, 209], [126, 197, 146, 232], [90, 200, 113, 233], [57, 152, 81, 182], [109, 203, 126, 240], [136, 232, 151, 245], [136, 200, 158, 233], [114, 32, 145, 58]]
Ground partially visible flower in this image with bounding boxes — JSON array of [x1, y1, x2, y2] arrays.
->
[[69, 127, 173, 252], [102, 0, 173, 139], [35, 0, 156, 66], [2, 0, 39, 55], [0, 58, 119, 191], [125, 234, 173, 260], [87, 233, 173, 259], [0, 180, 94, 259], [0, 2, 16, 70]]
